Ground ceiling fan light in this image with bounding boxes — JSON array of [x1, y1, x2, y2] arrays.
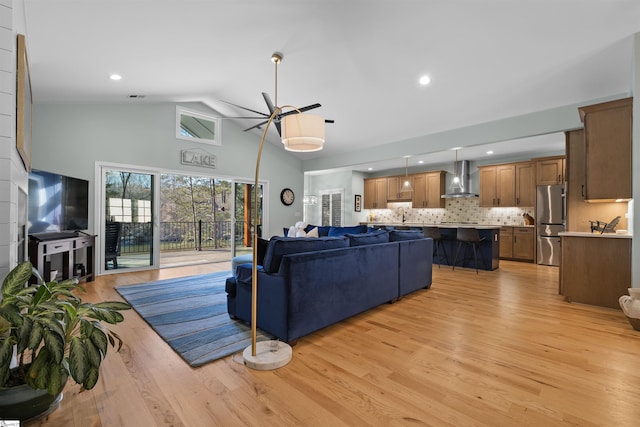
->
[[282, 113, 325, 152]]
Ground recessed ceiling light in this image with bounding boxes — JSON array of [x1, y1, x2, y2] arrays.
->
[[486, 150, 494, 155], [367, 167, 373, 171], [418, 160, 424, 164], [419, 75, 431, 86], [109, 74, 122, 81]]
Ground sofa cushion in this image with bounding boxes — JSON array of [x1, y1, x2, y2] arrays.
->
[[389, 229, 425, 241], [346, 229, 390, 246], [262, 236, 349, 273], [327, 225, 368, 236], [304, 224, 330, 236]]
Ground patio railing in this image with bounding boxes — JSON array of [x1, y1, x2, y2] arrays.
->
[[118, 220, 245, 254]]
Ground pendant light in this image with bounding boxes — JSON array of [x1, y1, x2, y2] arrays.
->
[[401, 156, 413, 192]]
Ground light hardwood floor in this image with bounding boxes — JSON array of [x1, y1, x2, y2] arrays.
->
[[27, 261, 640, 426]]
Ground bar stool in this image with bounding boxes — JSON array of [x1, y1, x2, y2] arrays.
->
[[423, 227, 448, 268], [452, 228, 487, 273]]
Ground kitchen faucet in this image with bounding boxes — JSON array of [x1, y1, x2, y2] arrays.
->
[[398, 207, 406, 223]]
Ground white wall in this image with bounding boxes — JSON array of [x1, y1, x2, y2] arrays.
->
[[305, 169, 366, 226], [0, 0, 29, 278], [31, 102, 305, 239]]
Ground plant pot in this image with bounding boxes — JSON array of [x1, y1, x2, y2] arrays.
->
[[0, 383, 64, 421]]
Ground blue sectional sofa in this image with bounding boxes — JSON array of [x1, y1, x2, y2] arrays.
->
[[225, 227, 433, 343]]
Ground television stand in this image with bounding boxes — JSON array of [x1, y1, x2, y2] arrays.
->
[[28, 234, 96, 283], [30, 231, 80, 241]]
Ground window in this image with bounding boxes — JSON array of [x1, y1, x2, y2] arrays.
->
[[176, 106, 221, 145], [320, 189, 343, 226]]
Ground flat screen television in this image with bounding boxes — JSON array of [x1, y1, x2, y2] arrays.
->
[[28, 169, 89, 234]]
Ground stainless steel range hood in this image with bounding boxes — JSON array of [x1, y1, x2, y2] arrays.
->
[[442, 160, 478, 198]]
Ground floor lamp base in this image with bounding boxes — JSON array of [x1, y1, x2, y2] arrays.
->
[[243, 340, 293, 370]]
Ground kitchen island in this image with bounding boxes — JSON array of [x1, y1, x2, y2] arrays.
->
[[559, 231, 632, 309], [363, 223, 500, 270]]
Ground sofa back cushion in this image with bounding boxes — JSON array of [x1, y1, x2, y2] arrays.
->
[[327, 225, 368, 236], [389, 229, 425, 241], [346, 229, 390, 246], [262, 236, 349, 273]]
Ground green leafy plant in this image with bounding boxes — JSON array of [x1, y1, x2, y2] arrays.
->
[[0, 261, 130, 395]]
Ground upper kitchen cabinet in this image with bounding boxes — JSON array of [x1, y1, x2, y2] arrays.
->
[[578, 97, 632, 201], [515, 161, 536, 207], [387, 175, 412, 201], [412, 171, 446, 208], [364, 177, 389, 209], [565, 129, 628, 232], [479, 164, 515, 207], [535, 156, 565, 185]]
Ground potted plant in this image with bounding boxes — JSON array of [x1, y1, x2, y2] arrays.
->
[[0, 261, 130, 421]]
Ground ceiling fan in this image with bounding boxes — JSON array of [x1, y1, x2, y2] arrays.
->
[[222, 52, 334, 136]]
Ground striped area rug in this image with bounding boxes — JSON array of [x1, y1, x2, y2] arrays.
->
[[116, 271, 270, 367]]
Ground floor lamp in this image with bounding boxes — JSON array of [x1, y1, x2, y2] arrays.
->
[[242, 106, 325, 370]]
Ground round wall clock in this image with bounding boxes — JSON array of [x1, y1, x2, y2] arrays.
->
[[280, 188, 295, 206]]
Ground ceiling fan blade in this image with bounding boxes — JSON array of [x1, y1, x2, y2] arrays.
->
[[243, 119, 282, 136], [279, 104, 322, 119], [262, 92, 277, 115], [325, 119, 335, 123], [220, 100, 269, 117], [223, 116, 273, 120], [244, 121, 268, 132]]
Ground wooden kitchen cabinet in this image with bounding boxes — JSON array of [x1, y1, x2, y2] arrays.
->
[[512, 227, 534, 261], [565, 129, 628, 232], [515, 161, 536, 207], [364, 178, 389, 209], [560, 235, 631, 309], [387, 175, 412, 201], [499, 227, 513, 258], [499, 226, 534, 262], [479, 164, 515, 207], [412, 171, 445, 208], [578, 97, 632, 200], [535, 157, 565, 185]]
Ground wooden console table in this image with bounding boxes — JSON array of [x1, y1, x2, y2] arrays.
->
[[28, 233, 96, 283]]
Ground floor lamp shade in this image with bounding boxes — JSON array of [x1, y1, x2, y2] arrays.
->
[[282, 113, 325, 152]]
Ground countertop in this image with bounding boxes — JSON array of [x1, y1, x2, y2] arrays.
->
[[361, 222, 516, 229], [559, 231, 632, 239]]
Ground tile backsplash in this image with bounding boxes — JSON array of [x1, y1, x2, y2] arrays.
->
[[369, 198, 535, 226]]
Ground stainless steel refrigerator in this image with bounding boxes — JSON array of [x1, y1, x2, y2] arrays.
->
[[536, 184, 565, 266]]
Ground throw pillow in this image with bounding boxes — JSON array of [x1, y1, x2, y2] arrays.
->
[[306, 227, 319, 237], [304, 224, 330, 236], [257, 237, 269, 266]]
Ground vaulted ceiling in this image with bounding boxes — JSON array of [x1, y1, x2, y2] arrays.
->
[[22, 1, 640, 170]]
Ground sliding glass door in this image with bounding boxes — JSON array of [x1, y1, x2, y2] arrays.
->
[[158, 174, 234, 268], [99, 163, 266, 274], [103, 169, 155, 271], [233, 181, 264, 257]]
